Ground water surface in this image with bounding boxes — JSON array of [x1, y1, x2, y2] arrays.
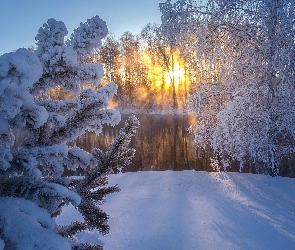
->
[[73, 114, 211, 173]]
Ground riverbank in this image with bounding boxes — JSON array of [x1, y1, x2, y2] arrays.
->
[[57, 171, 295, 249]]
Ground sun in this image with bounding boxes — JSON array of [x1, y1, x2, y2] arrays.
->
[[140, 47, 190, 109], [142, 48, 186, 90], [164, 61, 185, 89]]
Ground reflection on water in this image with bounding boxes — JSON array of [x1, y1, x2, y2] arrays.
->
[[12, 113, 295, 176], [72, 114, 212, 173]]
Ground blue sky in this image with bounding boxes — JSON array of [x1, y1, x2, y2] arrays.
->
[[0, 0, 163, 55]]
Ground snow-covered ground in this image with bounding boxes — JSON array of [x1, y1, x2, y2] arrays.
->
[[58, 171, 295, 249]]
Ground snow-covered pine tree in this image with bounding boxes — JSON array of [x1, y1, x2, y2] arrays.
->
[[0, 16, 139, 249]]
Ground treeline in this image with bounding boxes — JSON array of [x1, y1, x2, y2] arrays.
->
[[88, 24, 204, 112], [49, 16, 221, 113]]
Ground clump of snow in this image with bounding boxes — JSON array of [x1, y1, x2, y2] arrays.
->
[[45, 181, 81, 207], [0, 238, 4, 250], [0, 115, 9, 135], [77, 63, 104, 86], [68, 15, 108, 59], [56, 204, 105, 247], [36, 18, 68, 47], [0, 197, 71, 250], [0, 48, 42, 92], [0, 49, 44, 128], [67, 146, 92, 171], [0, 146, 12, 171]]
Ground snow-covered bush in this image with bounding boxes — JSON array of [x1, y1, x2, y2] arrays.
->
[[0, 16, 139, 249]]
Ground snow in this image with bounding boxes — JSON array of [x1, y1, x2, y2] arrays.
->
[[0, 49, 43, 128], [68, 146, 92, 171], [68, 15, 108, 59], [59, 171, 295, 249], [0, 146, 12, 171], [0, 197, 71, 250], [0, 48, 42, 92], [0, 238, 4, 250], [54, 171, 295, 249]]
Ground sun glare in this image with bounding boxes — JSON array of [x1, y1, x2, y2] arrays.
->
[[164, 62, 185, 88], [164, 49, 186, 90], [142, 48, 187, 91]]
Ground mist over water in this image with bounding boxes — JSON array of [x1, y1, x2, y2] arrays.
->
[[70, 113, 212, 174]]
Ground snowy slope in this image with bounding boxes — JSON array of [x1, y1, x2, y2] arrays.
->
[[58, 171, 295, 249]]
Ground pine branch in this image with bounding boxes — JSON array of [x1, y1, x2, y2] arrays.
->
[[71, 243, 103, 250], [70, 115, 139, 235], [84, 114, 140, 188], [55, 221, 88, 237]]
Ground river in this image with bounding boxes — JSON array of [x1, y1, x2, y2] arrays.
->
[[71, 113, 212, 173]]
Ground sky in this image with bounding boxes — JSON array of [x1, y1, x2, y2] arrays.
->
[[0, 0, 164, 56]]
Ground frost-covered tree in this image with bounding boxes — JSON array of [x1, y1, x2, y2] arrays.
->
[[164, 0, 295, 175], [97, 35, 121, 83], [207, 0, 295, 176], [158, 0, 182, 110], [0, 16, 139, 249]]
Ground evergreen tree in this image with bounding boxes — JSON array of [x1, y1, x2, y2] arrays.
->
[[0, 16, 139, 249]]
